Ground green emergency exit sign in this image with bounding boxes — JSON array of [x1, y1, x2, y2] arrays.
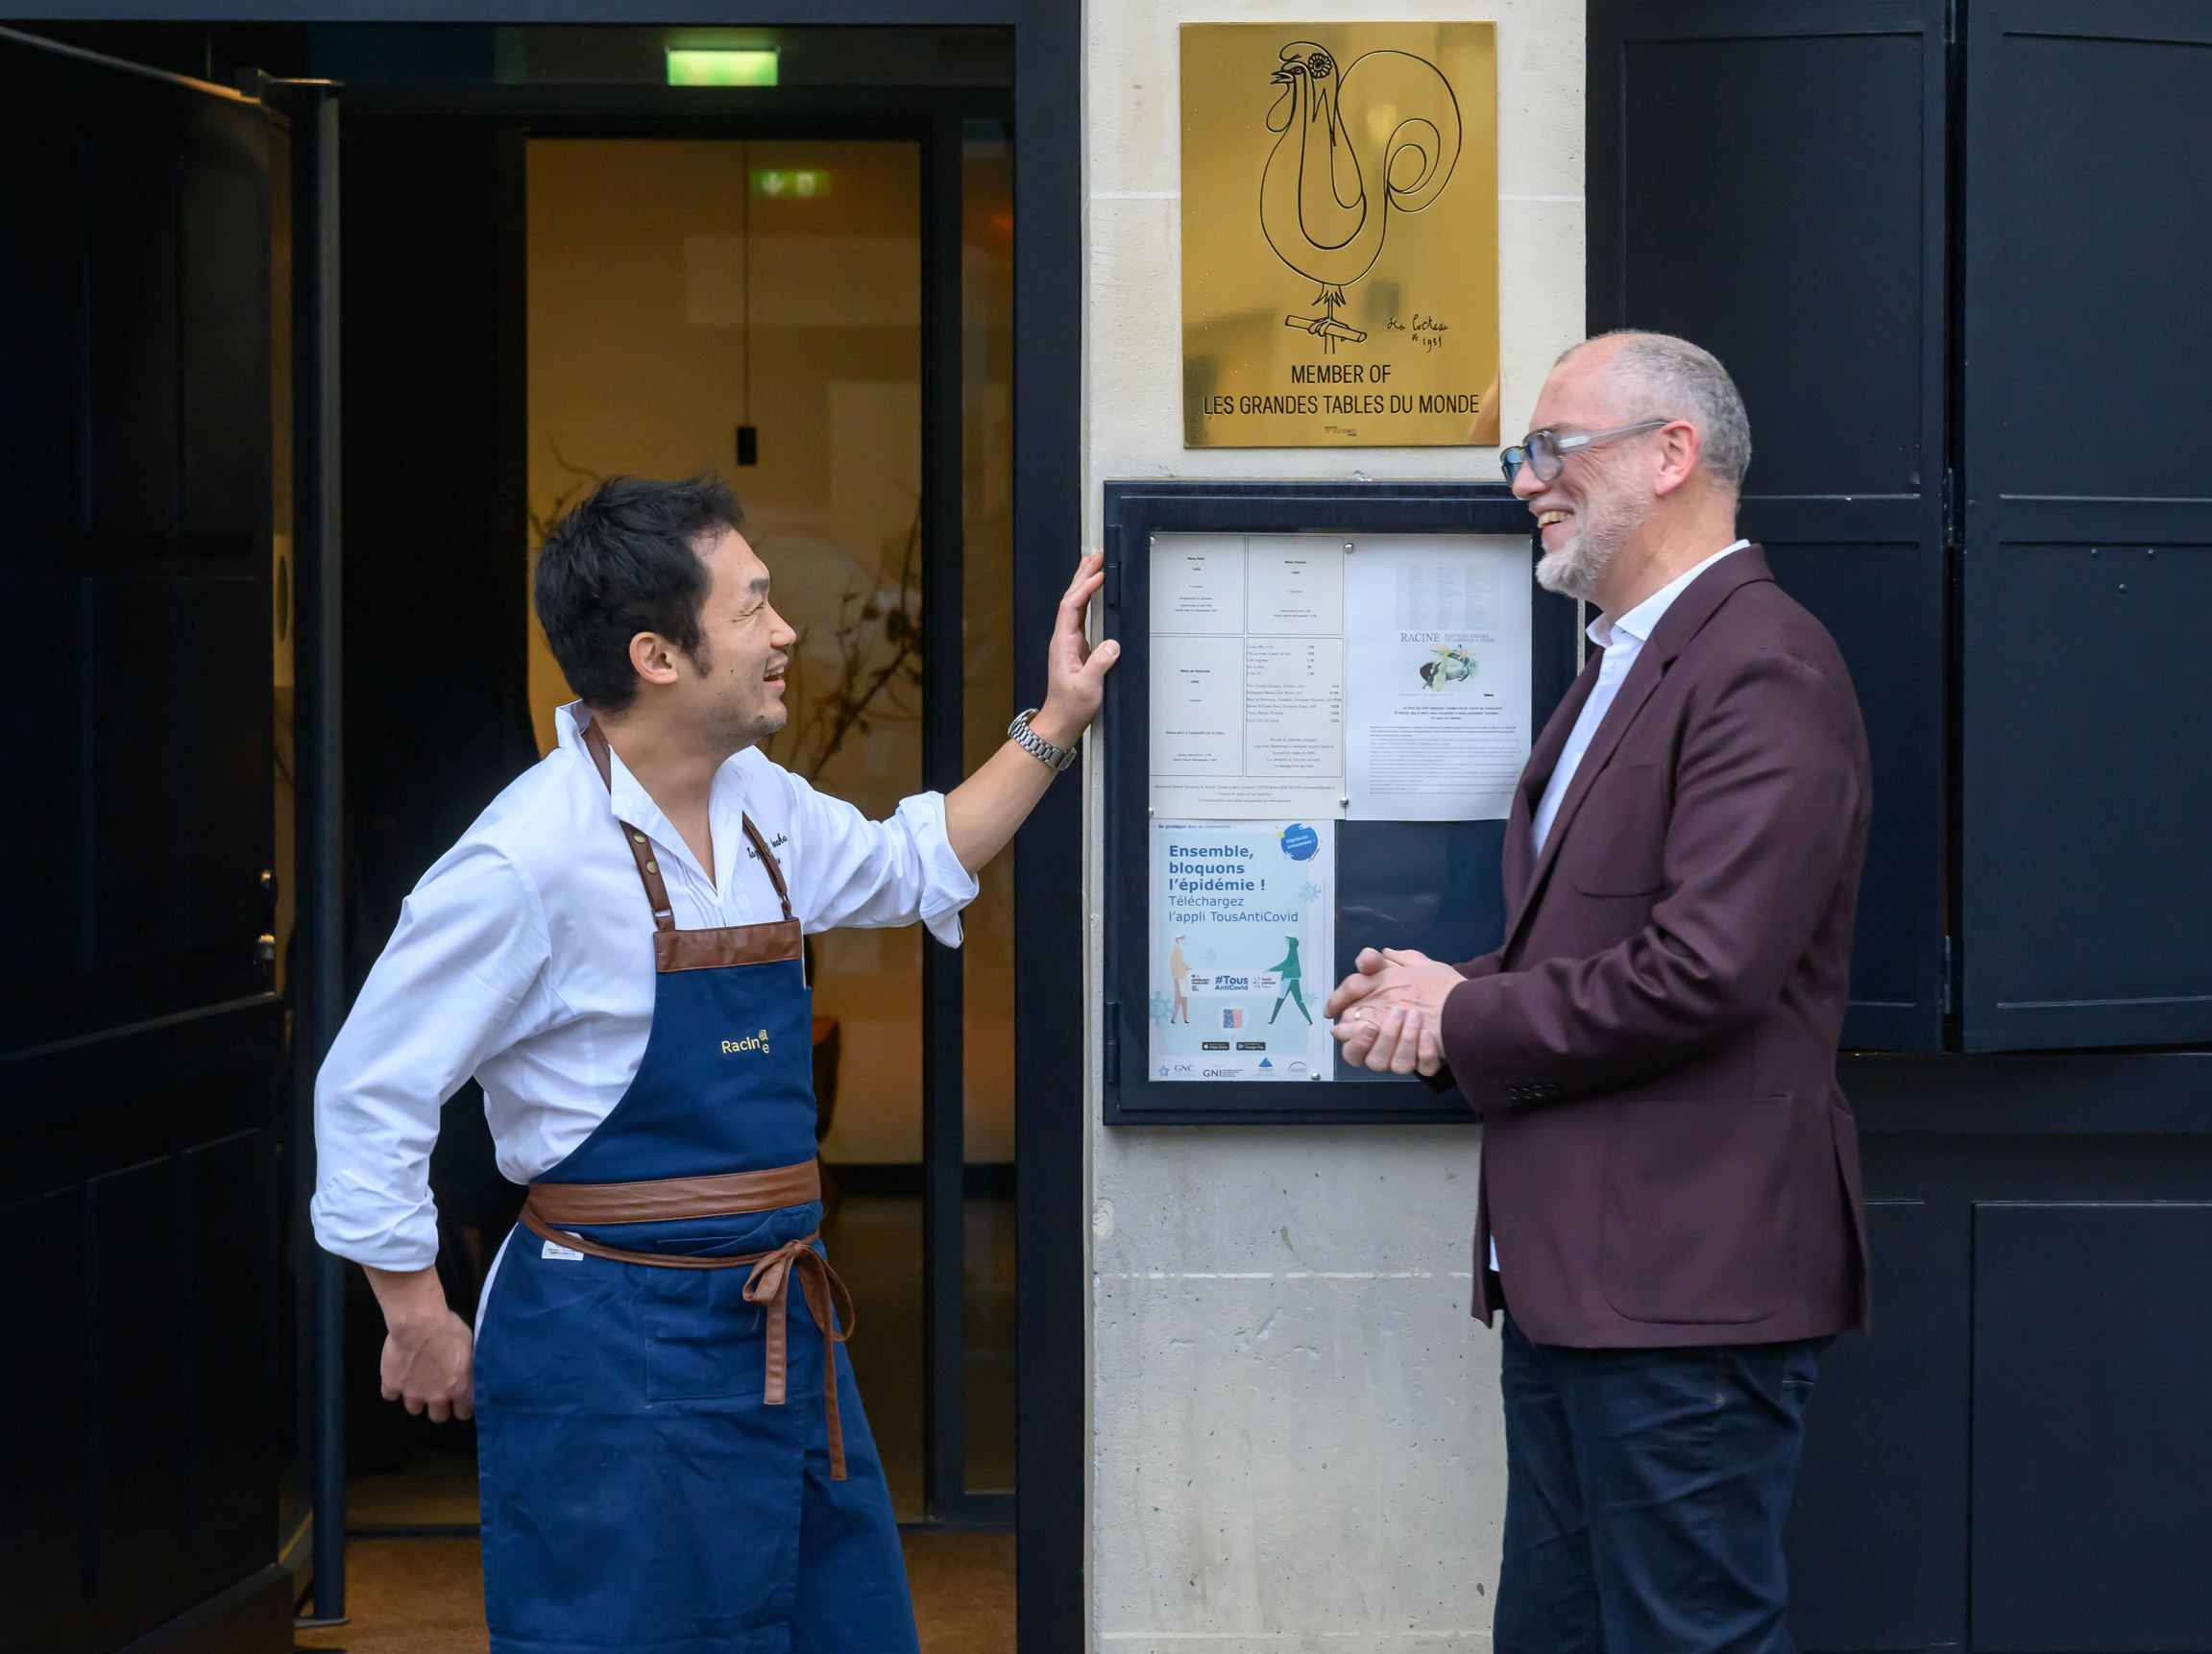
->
[[750, 169, 832, 200], [666, 48, 779, 87]]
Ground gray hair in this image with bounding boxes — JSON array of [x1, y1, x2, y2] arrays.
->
[[1558, 330, 1753, 494]]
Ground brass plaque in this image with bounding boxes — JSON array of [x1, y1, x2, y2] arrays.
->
[[1180, 22, 1500, 450]]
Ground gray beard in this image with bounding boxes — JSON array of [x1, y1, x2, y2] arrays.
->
[[1534, 537, 1611, 602], [1534, 493, 1647, 603]]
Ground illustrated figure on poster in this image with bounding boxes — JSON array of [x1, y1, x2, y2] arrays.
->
[[1261, 41, 1462, 352], [1266, 935, 1313, 1024], [1169, 933, 1192, 1023], [1419, 644, 1476, 691]]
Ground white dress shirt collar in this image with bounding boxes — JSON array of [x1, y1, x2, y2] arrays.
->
[[556, 701, 754, 896], [1589, 539, 1750, 652]]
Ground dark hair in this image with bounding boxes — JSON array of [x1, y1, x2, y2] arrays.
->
[[533, 474, 743, 712]]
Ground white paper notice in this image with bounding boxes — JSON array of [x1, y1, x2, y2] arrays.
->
[[1150, 534, 1348, 819], [1151, 634, 1245, 778], [1150, 818, 1335, 1082], [1154, 535, 1247, 634], [1343, 535, 1533, 821]]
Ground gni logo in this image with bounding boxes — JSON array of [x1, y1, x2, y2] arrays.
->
[[722, 1028, 772, 1056]]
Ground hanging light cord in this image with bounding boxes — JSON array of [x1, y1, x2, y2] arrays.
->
[[741, 140, 753, 426]]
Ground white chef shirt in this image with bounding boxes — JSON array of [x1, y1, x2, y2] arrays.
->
[[1495, 540, 1746, 1276], [310, 702, 980, 1273]]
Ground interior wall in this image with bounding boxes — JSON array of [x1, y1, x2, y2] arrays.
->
[[525, 135, 1015, 1164], [1082, 3, 1586, 1642]]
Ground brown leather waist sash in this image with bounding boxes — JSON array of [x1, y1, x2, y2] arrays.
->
[[519, 1160, 854, 1479], [523, 1159, 821, 1226]]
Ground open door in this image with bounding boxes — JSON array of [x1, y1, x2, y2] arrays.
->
[[0, 26, 298, 1654]]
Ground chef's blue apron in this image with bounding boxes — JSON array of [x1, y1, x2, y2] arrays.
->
[[473, 720, 919, 1654]]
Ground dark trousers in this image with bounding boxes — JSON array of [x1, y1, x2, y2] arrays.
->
[[1495, 1310, 1830, 1653]]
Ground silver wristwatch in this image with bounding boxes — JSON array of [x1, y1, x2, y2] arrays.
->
[[1009, 709, 1081, 773]]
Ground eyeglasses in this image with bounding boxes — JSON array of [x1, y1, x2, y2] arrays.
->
[[1499, 419, 1671, 487]]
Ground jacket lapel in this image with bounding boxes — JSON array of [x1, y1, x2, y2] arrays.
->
[[1501, 648, 1604, 910], [1496, 546, 1775, 962]]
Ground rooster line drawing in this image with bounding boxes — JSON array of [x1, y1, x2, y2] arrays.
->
[[1261, 41, 1463, 353]]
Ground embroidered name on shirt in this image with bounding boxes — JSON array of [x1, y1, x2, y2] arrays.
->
[[743, 833, 791, 859], [722, 1029, 773, 1056]]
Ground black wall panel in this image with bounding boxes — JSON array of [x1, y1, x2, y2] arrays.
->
[[0, 1189, 89, 1654], [1788, 1199, 1967, 1652], [1972, 1201, 2212, 1650], [185, 1133, 278, 1578], [1590, 0, 1949, 1048], [1964, 546, 2206, 1045], [85, 1158, 193, 1648], [1960, 1, 2212, 1047], [1763, 541, 1936, 1023]]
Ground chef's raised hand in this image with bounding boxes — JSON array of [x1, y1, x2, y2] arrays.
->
[[366, 1264, 475, 1423], [943, 552, 1122, 873], [1030, 551, 1121, 749]]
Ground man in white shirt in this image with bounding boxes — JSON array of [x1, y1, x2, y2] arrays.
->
[[314, 474, 1116, 1653]]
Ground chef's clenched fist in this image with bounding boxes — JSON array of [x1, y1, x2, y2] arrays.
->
[[366, 1264, 475, 1422]]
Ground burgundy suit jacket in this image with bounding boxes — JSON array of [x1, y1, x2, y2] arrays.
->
[[1439, 546, 1872, 1348]]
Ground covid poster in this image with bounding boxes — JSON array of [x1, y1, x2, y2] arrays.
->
[[1149, 818, 1335, 1082]]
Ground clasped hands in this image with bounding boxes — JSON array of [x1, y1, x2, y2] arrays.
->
[[1325, 947, 1465, 1077]]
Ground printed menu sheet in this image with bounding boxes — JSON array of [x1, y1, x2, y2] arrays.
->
[[1342, 535, 1533, 820], [1148, 531, 1532, 822], [1149, 535, 1347, 820]]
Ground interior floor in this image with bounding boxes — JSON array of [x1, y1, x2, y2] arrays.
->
[[294, 1530, 1015, 1653]]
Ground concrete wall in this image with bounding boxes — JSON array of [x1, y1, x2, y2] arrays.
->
[[1082, 4, 1586, 1646]]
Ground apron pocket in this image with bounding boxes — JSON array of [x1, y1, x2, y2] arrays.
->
[[644, 1245, 773, 1404]]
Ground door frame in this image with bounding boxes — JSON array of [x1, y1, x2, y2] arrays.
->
[[7, 3, 1088, 1646], [340, 75, 1017, 1538]]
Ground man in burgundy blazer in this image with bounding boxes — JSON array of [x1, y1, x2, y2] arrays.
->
[[1330, 332, 1871, 1653]]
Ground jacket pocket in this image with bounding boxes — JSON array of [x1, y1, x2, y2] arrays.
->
[[1562, 762, 1666, 896], [1598, 1096, 1793, 1325]]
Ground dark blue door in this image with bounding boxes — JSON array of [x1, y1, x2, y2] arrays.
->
[[1588, 0, 1952, 1052], [0, 27, 285, 1654], [1959, 0, 2212, 1050]]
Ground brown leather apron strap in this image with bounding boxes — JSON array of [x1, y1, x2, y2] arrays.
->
[[526, 1161, 821, 1225], [580, 716, 795, 930], [739, 815, 795, 921], [580, 718, 676, 933], [741, 1237, 856, 1481]]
